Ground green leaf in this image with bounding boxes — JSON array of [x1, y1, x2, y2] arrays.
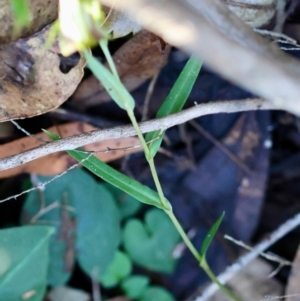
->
[[121, 275, 149, 299], [69, 150, 171, 211], [200, 212, 225, 258], [102, 182, 142, 219], [100, 251, 132, 288], [140, 286, 175, 301], [21, 168, 120, 284], [145, 55, 202, 159], [10, 0, 31, 31], [83, 50, 135, 111], [123, 209, 180, 273], [44, 129, 171, 211], [0, 226, 54, 301]]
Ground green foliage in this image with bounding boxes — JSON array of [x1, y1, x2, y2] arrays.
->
[[123, 209, 180, 273], [21, 168, 120, 285], [67, 149, 172, 211], [140, 287, 175, 301], [145, 55, 202, 159], [100, 251, 132, 287], [83, 50, 135, 111], [0, 226, 54, 301], [200, 212, 225, 261], [44, 130, 172, 211], [102, 182, 142, 219], [10, 0, 31, 31], [121, 275, 150, 299]]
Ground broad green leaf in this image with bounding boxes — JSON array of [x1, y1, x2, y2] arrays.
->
[[200, 212, 225, 258], [121, 275, 149, 299], [100, 251, 132, 287], [102, 182, 142, 219], [140, 287, 175, 301], [10, 0, 31, 31], [21, 168, 121, 284], [0, 226, 54, 301], [123, 209, 180, 273], [145, 55, 202, 159], [73, 170, 120, 278], [21, 177, 75, 286], [83, 50, 135, 111]]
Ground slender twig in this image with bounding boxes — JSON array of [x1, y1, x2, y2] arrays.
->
[[0, 98, 274, 172], [225, 235, 291, 267], [142, 71, 160, 121], [192, 212, 300, 301], [189, 120, 253, 175], [92, 268, 102, 301], [10, 120, 48, 144]]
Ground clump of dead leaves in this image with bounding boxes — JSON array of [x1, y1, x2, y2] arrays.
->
[[0, 2, 173, 178]]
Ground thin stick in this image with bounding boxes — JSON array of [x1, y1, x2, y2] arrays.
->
[[142, 71, 160, 121], [225, 235, 291, 267], [0, 98, 274, 172], [189, 120, 252, 175], [192, 212, 300, 301], [10, 120, 48, 144], [92, 268, 102, 301]]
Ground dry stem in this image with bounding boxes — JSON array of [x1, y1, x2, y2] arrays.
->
[[0, 99, 274, 172]]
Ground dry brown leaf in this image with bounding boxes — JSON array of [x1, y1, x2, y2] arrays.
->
[[102, 6, 142, 38], [0, 0, 58, 46], [208, 258, 283, 301], [0, 122, 141, 178], [72, 30, 171, 108], [223, 0, 277, 28], [0, 25, 85, 122]]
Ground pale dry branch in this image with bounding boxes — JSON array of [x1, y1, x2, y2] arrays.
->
[[98, 0, 300, 116], [192, 212, 300, 301], [0, 99, 274, 173]]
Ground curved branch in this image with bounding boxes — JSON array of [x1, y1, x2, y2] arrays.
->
[[0, 98, 274, 172], [98, 0, 300, 115]]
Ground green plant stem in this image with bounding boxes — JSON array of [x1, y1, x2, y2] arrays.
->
[[127, 110, 201, 258], [166, 210, 201, 261], [128, 108, 243, 301], [201, 258, 242, 301], [100, 39, 120, 80], [100, 49, 241, 301]]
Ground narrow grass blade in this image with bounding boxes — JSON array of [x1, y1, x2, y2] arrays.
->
[[69, 150, 171, 211], [200, 212, 225, 259], [145, 55, 202, 159], [83, 50, 135, 111], [11, 0, 31, 30], [43, 131, 171, 211]]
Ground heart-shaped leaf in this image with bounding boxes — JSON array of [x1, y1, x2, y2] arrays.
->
[[121, 275, 149, 299], [21, 168, 121, 285], [100, 251, 132, 288], [140, 287, 175, 301], [0, 226, 54, 301], [123, 209, 180, 273]]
